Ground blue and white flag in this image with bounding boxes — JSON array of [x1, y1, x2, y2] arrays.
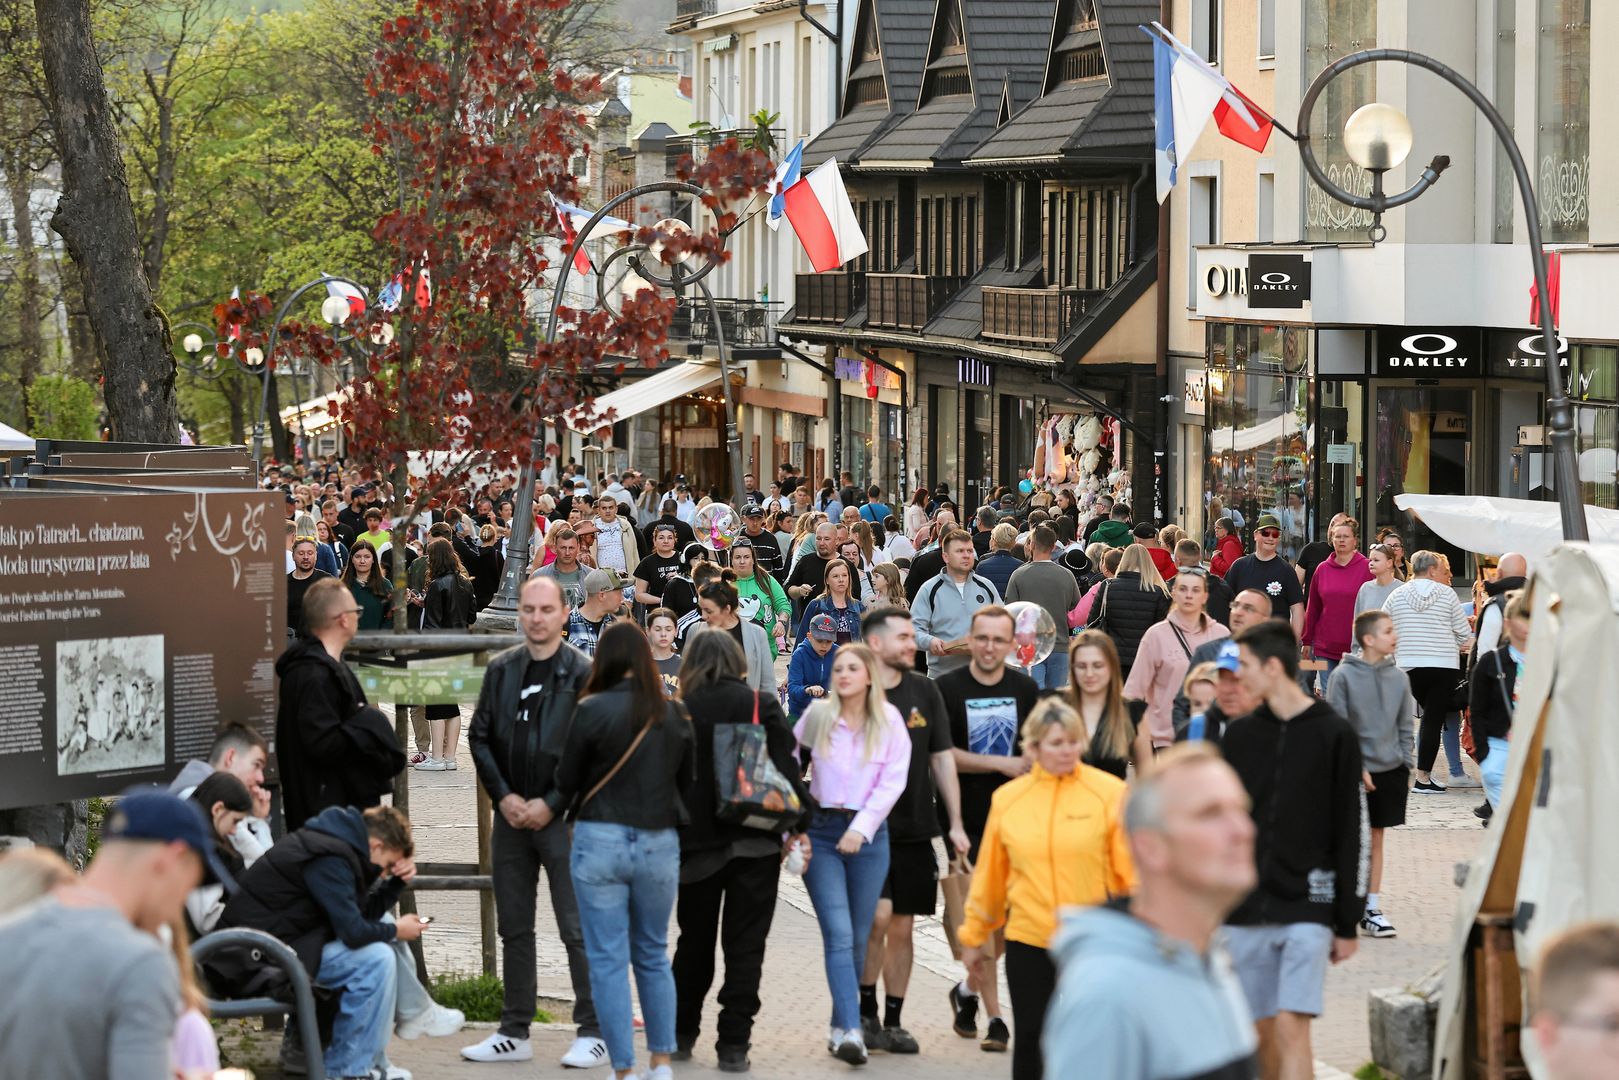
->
[[1149, 27, 1226, 203], [766, 139, 804, 232]]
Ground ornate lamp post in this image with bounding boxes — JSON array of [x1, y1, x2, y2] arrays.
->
[[251, 274, 376, 466], [483, 180, 743, 627], [1296, 49, 1589, 541]]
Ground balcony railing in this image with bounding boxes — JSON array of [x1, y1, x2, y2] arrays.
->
[[672, 0, 715, 21], [792, 272, 865, 324], [866, 273, 964, 332], [980, 286, 1104, 347], [664, 127, 786, 175], [669, 297, 782, 351]]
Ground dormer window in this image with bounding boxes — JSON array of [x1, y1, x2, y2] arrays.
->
[[921, 0, 971, 102], [1048, 0, 1105, 89], [843, 0, 888, 112]]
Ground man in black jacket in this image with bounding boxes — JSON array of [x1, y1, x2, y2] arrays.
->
[[463, 574, 605, 1068], [220, 805, 427, 1080], [1221, 619, 1365, 1080], [276, 578, 404, 830]]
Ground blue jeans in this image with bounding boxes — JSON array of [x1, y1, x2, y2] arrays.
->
[[383, 913, 432, 1024], [1026, 651, 1068, 692], [1443, 717, 1465, 777], [1481, 737, 1512, 807], [801, 811, 891, 1031], [316, 939, 397, 1077], [570, 821, 681, 1071]]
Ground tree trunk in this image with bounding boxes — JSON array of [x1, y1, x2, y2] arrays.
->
[[2, 141, 44, 428], [140, 79, 174, 292], [60, 266, 99, 382], [222, 372, 246, 445], [33, 0, 178, 443], [264, 374, 291, 461]]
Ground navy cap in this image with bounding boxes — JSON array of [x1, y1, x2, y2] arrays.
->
[[105, 787, 237, 891]]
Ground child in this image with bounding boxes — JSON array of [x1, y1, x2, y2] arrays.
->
[[787, 613, 839, 719], [1325, 609, 1414, 938], [1181, 662, 1220, 740], [648, 607, 681, 697]]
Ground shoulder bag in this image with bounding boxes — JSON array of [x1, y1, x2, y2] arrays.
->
[[579, 712, 655, 810], [713, 692, 804, 832]]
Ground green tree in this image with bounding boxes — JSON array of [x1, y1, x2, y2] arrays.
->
[[27, 373, 100, 438]]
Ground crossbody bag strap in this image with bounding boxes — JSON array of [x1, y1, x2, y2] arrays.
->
[[580, 718, 653, 809], [1167, 620, 1195, 660]]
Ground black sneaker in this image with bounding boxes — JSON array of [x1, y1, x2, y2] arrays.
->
[[716, 1042, 751, 1073], [948, 984, 979, 1039], [1474, 801, 1494, 821], [883, 1026, 920, 1054], [860, 1016, 890, 1052], [981, 1017, 1009, 1053], [1412, 778, 1447, 794], [672, 1034, 695, 1062]]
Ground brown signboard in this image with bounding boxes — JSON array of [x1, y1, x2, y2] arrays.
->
[[0, 488, 283, 808], [55, 448, 255, 471], [30, 468, 258, 489]]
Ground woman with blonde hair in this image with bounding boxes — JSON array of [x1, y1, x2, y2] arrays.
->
[[793, 643, 910, 1064], [1083, 544, 1170, 676], [1157, 524, 1184, 552], [0, 847, 73, 914], [861, 562, 907, 608], [957, 698, 1133, 1080], [168, 916, 221, 1075], [1064, 630, 1139, 779]]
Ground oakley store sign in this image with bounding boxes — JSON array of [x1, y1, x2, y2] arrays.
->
[[1197, 251, 1312, 315], [1374, 328, 1482, 376]]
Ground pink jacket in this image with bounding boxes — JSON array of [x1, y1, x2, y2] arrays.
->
[[1070, 580, 1105, 629], [1123, 612, 1230, 747]]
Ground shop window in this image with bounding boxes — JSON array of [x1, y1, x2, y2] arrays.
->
[[1204, 323, 1313, 560], [998, 396, 1038, 488], [1303, 0, 1376, 240], [929, 384, 959, 492], [1576, 406, 1618, 509], [1492, 0, 1516, 243]]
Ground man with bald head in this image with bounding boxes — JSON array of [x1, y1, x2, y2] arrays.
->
[[787, 520, 838, 603], [1475, 552, 1529, 655], [465, 574, 604, 1066]]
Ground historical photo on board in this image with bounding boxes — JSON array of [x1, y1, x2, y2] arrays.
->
[[55, 635, 166, 776]]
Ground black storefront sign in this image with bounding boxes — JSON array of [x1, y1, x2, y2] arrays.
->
[[1374, 327, 1482, 377], [1488, 329, 1569, 379], [1247, 254, 1311, 309]]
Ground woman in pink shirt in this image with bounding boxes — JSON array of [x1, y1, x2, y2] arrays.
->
[[1302, 517, 1372, 685], [792, 643, 910, 1066], [1121, 569, 1229, 750]]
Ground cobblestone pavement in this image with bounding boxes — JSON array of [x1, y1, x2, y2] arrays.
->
[[361, 685, 1489, 1079]]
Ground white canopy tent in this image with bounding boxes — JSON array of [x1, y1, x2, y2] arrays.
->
[[1433, 541, 1619, 1078], [562, 360, 720, 434], [1394, 493, 1619, 562], [0, 420, 31, 451]]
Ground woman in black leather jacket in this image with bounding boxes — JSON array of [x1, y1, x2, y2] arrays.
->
[[556, 621, 694, 1080], [1084, 543, 1170, 677], [417, 537, 475, 771], [669, 629, 810, 1072]]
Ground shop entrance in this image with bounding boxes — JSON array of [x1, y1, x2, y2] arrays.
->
[[1369, 383, 1477, 577]]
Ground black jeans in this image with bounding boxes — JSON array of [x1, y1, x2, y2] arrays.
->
[[491, 815, 600, 1039], [1004, 941, 1057, 1080], [1408, 667, 1458, 774], [671, 852, 782, 1049]]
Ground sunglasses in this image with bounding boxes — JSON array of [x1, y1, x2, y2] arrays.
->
[[1256, 529, 1280, 538], [294, 534, 318, 544]]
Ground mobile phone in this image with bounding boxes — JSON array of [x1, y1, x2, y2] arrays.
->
[[418, 916, 434, 925]]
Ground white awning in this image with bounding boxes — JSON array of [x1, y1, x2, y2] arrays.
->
[[280, 390, 350, 436], [0, 420, 31, 451], [564, 361, 720, 433]]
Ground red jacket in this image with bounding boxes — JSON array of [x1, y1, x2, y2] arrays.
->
[[1147, 545, 1178, 583], [1209, 533, 1244, 578]]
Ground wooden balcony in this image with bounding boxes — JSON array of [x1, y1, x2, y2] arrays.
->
[[866, 273, 964, 332], [791, 272, 865, 324], [980, 286, 1103, 347]]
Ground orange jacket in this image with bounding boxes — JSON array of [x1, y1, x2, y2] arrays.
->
[[958, 763, 1134, 951]]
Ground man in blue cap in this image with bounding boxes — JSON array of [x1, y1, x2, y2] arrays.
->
[[0, 787, 234, 1080], [1173, 588, 1271, 741]]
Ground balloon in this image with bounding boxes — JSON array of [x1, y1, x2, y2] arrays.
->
[[692, 503, 738, 550], [1018, 479, 1034, 495], [1005, 601, 1057, 671]]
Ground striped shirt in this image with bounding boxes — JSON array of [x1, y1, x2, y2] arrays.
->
[[1382, 578, 1473, 669]]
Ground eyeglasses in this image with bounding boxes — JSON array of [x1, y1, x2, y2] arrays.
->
[[341, 607, 364, 617]]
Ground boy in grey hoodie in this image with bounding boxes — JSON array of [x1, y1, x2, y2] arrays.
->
[[1045, 744, 1259, 1080], [1324, 609, 1415, 939]]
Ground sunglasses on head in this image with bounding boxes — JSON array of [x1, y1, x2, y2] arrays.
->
[[294, 534, 318, 544]]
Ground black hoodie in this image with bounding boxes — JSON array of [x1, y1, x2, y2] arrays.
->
[[275, 639, 404, 830], [1220, 699, 1366, 939]]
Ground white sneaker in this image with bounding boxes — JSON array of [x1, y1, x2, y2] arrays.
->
[[1447, 774, 1482, 789], [397, 1002, 465, 1039], [414, 757, 447, 772], [382, 1066, 412, 1080], [460, 1033, 533, 1062], [560, 1035, 609, 1069], [444, 757, 458, 770]]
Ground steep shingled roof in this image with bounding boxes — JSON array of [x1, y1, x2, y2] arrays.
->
[[801, 0, 936, 169]]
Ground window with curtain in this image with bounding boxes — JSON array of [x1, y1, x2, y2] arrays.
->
[[1303, 0, 1376, 240], [1536, 0, 1590, 243]]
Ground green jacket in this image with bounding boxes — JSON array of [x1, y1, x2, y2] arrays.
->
[[1092, 520, 1134, 549]]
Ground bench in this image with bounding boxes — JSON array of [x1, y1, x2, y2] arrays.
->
[[191, 927, 326, 1080]]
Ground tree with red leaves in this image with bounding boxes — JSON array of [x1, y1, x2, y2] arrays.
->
[[230, 0, 774, 628]]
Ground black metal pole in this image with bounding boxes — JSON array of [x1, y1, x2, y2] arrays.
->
[[1296, 48, 1588, 542], [253, 274, 369, 468]]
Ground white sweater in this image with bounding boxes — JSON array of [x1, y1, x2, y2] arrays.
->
[[1383, 578, 1473, 670]]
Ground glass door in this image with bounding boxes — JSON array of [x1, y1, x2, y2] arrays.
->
[[1370, 383, 1477, 581]]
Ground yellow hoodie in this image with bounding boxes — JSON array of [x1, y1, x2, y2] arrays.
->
[[957, 762, 1135, 951]]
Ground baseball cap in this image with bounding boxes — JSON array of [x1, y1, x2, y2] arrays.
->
[[582, 568, 624, 596], [104, 788, 237, 890], [1255, 514, 1282, 533], [807, 614, 838, 641], [284, 492, 297, 504], [742, 503, 764, 517], [1213, 640, 1242, 673], [1132, 521, 1157, 539]]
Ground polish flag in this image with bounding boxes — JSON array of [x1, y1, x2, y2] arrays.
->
[[324, 276, 367, 318], [548, 193, 631, 276], [781, 159, 868, 273], [415, 256, 432, 310]]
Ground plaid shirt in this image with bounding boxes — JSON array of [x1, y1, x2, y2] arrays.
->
[[565, 610, 612, 657]]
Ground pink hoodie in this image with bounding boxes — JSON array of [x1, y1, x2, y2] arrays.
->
[[1302, 551, 1372, 661], [1123, 611, 1230, 747]]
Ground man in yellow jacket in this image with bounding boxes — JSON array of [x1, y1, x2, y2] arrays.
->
[[957, 698, 1135, 1080]]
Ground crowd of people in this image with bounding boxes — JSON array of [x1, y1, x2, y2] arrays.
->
[[0, 450, 1588, 1080]]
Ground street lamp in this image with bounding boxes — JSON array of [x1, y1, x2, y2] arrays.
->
[[483, 180, 745, 626], [1296, 49, 1589, 542], [252, 274, 372, 466]]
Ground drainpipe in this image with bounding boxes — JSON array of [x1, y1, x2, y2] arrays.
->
[[800, 0, 842, 121], [1127, 163, 1150, 264]]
